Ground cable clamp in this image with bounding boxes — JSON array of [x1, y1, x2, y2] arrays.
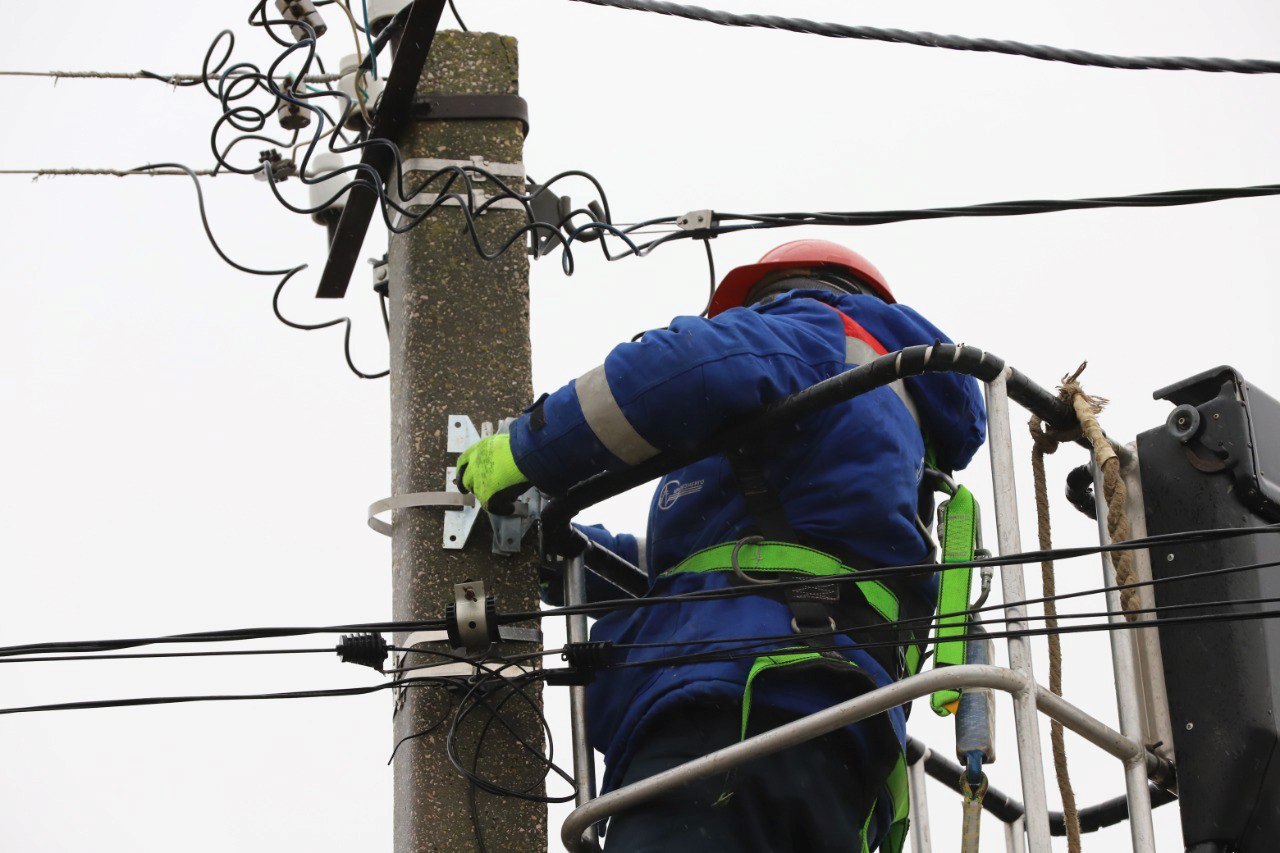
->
[[444, 580, 502, 650], [336, 632, 389, 671], [544, 641, 614, 686], [255, 148, 297, 183], [676, 209, 715, 232]]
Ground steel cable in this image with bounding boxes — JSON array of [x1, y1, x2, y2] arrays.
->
[[567, 0, 1280, 74]]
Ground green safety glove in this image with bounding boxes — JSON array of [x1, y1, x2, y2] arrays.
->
[[456, 434, 530, 515]]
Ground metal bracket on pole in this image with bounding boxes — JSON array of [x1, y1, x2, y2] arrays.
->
[[443, 414, 487, 549], [444, 415, 542, 554]]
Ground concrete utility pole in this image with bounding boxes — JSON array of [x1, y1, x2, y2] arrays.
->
[[388, 30, 546, 853]]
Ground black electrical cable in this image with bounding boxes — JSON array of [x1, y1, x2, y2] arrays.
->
[[516, 523, 1280, 625], [606, 571, 1280, 667], [386, 685, 459, 764], [8, 600, 1280, 716], [385, 642, 570, 809], [600, 596, 1280, 673], [2, 523, 1274, 663], [138, 162, 387, 379], [0, 618, 448, 660], [0, 675, 454, 716], [697, 237, 716, 316], [0, 648, 335, 664], [445, 668, 578, 803], [565, 0, 1280, 74], [703, 182, 1280, 233], [448, 0, 469, 32]]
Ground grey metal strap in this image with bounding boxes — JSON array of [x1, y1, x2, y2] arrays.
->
[[367, 491, 475, 536], [400, 627, 543, 649], [844, 336, 922, 430], [394, 628, 543, 680], [398, 156, 525, 180], [575, 364, 660, 465]]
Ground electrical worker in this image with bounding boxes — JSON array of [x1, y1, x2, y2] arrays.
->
[[458, 240, 987, 852]]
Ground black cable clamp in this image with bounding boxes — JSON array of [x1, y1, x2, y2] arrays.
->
[[445, 580, 500, 650], [545, 641, 614, 686], [336, 632, 389, 671], [254, 149, 297, 183]]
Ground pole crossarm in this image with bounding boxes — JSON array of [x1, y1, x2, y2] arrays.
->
[[316, 0, 448, 299]]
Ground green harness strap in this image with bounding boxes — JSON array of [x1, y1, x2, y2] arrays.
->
[[740, 650, 833, 739], [741, 650, 911, 853], [859, 754, 911, 853], [930, 484, 980, 716], [662, 540, 900, 624]]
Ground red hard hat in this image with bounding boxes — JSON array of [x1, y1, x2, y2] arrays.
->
[[707, 239, 895, 317]]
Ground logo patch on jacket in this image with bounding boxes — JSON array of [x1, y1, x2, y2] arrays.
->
[[658, 479, 704, 510]]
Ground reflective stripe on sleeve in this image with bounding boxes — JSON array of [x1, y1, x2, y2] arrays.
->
[[844, 337, 922, 430], [574, 364, 660, 466]]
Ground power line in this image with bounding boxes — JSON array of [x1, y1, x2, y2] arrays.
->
[[566, 0, 1280, 74], [0, 69, 340, 83], [0, 167, 220, 178], [645, 181, 1280, 244], [2, 523, 1275, 663], [0, 648, 335, 664]]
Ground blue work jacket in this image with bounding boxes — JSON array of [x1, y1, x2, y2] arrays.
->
[[510, 290, 987, 836]]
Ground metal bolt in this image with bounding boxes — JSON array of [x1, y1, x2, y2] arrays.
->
[[1186, 722, 1194, 731], [1166, 553, 1175, 562]]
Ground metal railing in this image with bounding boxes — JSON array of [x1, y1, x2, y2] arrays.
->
[[537, 349, 1174, 852]]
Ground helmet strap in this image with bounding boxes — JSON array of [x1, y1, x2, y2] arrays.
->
[[744, 270, 868, 307]]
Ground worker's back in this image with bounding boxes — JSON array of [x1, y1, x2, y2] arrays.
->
[[515, 288, 989, 796]]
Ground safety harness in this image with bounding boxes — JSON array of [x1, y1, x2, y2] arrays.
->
[[704, 301, 985, 852]]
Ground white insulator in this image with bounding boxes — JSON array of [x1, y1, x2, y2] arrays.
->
[[337, 56, 384, 130], [306, 153, 350, 224], [274, 0, 328, 41], [364, 78, 387, 114], [367, 0, 413, 35]]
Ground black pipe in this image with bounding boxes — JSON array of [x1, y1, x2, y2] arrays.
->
[[1065, 464, 1098, 520], [583, 539, 650, 599], [542, 344, 1076, 553], [906, 736, 1177, 835]]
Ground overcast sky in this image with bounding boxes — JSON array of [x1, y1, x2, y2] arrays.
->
[[2, 1, 1278, 850]]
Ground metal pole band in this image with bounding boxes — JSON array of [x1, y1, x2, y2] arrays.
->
[[368, 491, 475, 535]]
